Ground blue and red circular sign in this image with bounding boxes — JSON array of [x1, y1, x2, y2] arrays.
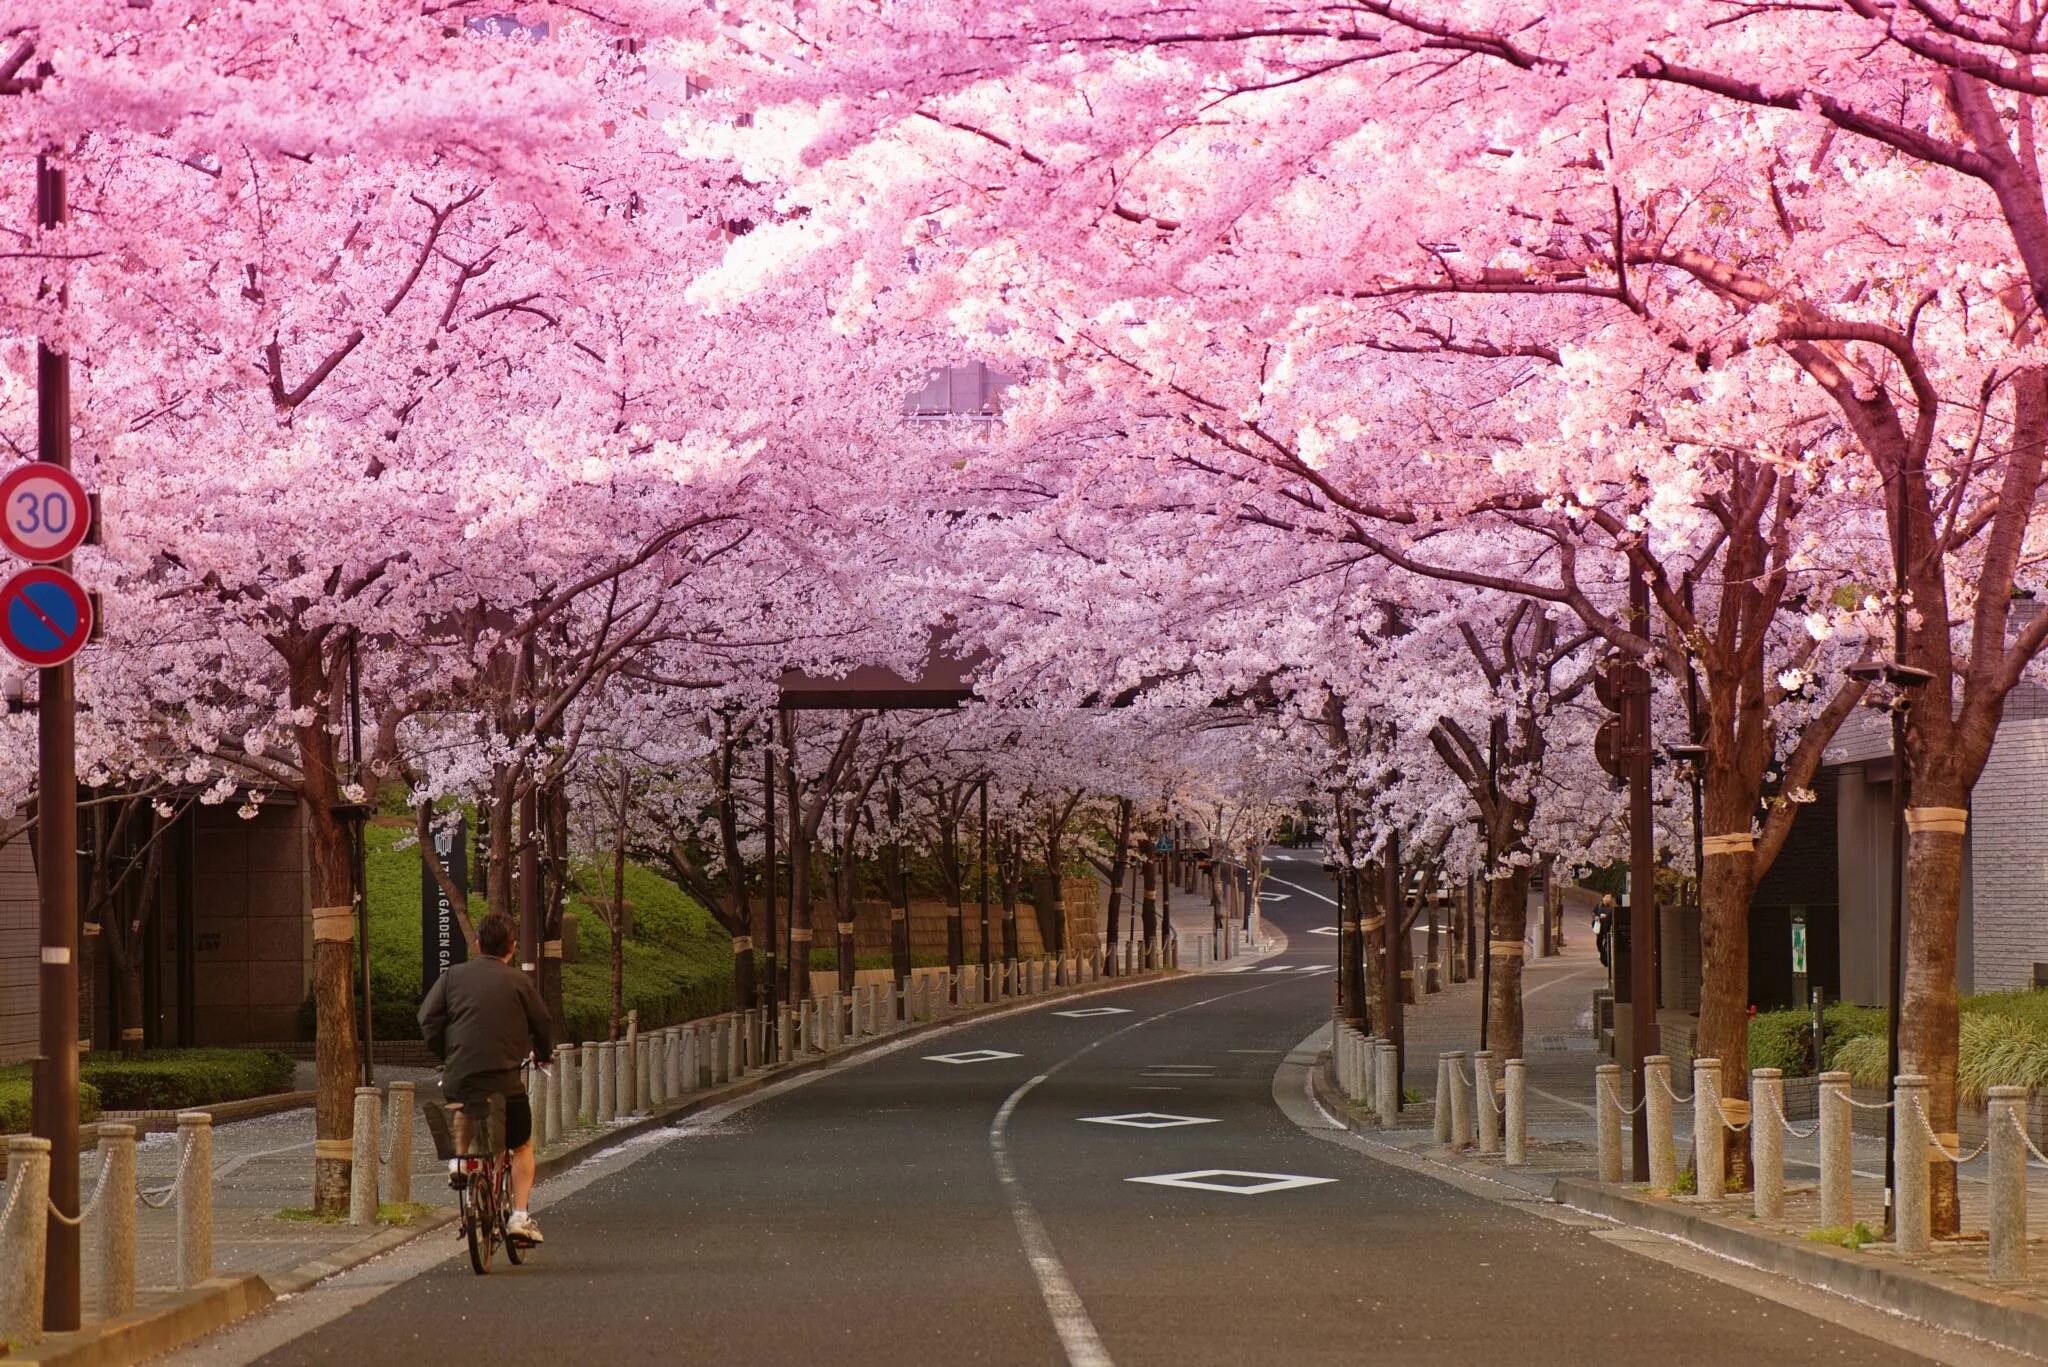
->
[[0, 566, 92, 667], [0, 464, 89, 564]]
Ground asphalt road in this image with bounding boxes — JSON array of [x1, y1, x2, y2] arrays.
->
[[191, 855, 1968, 1366]]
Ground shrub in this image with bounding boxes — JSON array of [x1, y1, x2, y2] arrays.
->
[[1832, 1032, 1889, 1089], [0, 1075, 101, 1133], [79, 1048, 295, 1112], [1748, 1010, 1811, 1075]]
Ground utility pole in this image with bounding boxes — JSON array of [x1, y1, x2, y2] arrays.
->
[[32, 146, 82, 1333], [1381, 831, 1404, 1109], [1625, 549, 1659, 1182], [978, 780, 991, 999]]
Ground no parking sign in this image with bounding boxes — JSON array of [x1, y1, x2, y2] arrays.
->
[[0, 565, 92, 668]]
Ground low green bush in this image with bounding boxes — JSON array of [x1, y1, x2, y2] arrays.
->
[[1747, 1010, 1810, 1074], [0, 1075, 101, 1133], [78, 1048, 295, 1112]]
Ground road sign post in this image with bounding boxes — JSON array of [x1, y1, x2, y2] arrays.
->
[[29, 148, 83, 1333]]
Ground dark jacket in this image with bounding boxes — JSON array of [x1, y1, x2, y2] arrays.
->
[[418, 956, 555, 1103]]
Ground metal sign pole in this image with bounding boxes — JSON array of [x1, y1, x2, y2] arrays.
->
[[32, 148, 81, 1332]]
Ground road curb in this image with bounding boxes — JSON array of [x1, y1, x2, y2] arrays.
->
[[263, 1208, 463, 1297], [1551, 1177, 2048, 1360], [4, 1276, 273, 1366]]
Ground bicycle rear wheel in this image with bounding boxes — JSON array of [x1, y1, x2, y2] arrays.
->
[[499, 1160, 526, 1265], [464, 1166, 496, 1275]]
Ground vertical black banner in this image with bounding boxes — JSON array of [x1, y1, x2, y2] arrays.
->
[[422, 814, 469, 992]]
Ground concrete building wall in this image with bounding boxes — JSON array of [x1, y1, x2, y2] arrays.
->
[[1968, 717, 2048, 991]]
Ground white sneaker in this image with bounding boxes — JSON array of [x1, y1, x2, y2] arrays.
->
[[506, 1211, 544, 1245]]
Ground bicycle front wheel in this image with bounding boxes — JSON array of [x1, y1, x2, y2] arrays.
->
[[499, 1160, 526, 1265]]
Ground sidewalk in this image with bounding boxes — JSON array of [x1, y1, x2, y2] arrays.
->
[[1325, 897, 2048, 1359]]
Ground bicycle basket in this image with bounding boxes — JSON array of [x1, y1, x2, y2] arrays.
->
[[423, 1091, 506, 1159]]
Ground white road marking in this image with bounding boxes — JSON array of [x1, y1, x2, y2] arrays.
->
[[925, 1049, 1022, 1064], [1077, 1112, 1220, 1129], [1305, 926, 1340, 937], [994, 1077, 1115, 1367], [1262, 874, 1338, 906], [1126, 1168, 1336, 1196], [1053, 1007, 1134, 1018]]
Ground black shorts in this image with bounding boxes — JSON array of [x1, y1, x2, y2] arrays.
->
[[504, 1093, 532, 1151]]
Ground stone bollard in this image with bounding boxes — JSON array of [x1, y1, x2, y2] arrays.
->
[[350, 1086, 382, 1225], [637, 1030, 653, 1106], [1752, 1068, 1783, 1220], [1596, 1064, 1623, 1184], [1504, 1059, 1527, 1165], [1644, 1055, 1677, 1193], [581, 1040, 601, 1123], [176, 1111, 213, 1289], [1819, 1070, 1852, 1230], [1, 1136, 50, 1343], [1694, 1057, 1725, 1200], [1989, 1085, 2028, 1281], [1448, 1051, 1472, 1149], [1375, 1040, 1399, 1129], [554, 1046, 576, 1133], [778, 1007, 794, 1063], [706, 1018, 726, 1083], [617, 1036, 636, 1114], [1434, 1053, 1454, 1145], [1474, 1050, 1500, 1154], [727, 1013, 743, 1077], [98, 1124, 138, 1319], [850, 990, 866, 1043], [597, 1041, 618, 1121], [684, 1023, 703, 1090], [1894, 1073, 1931, 1253], [389, 1081, 416, 1201], [648, 1031, 667, 1106]]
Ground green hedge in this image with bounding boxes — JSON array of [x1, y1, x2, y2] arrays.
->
[[80, 1048, 296, 1112], [0, 1076, 101, 1134]]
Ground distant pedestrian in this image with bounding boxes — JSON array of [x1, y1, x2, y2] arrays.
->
[[1593, 897, 1615, 969]]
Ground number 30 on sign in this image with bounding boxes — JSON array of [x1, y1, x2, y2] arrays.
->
[[0, 464, 90, 564]]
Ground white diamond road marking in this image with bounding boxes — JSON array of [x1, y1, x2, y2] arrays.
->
[[1052, 1006, 1134, 1018], [1259, 891, 1291, 902], [1078, 1112, 1221, 1129], [1297, 965, 1335, 974], [1259, 964, 1294, 973], [923, 1049, 1021, 1065], [1307, 926, 1340, 936], [1127, 1169, 1337, 1196]]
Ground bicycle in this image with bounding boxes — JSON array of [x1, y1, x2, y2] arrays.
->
[[425, 1090, 530, 1276]]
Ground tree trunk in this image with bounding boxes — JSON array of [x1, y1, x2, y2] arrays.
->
[[941, 812, 965, 980], [289, 641, 358, 1219], [1484, 865, 1532, 1062], [1902, 787, 1968, 1238], [1104, 800, 1132, 974], [1698, 833, 1760, 1191], [1138, 846, 1158, 968], [611, 775, 629, 1040]]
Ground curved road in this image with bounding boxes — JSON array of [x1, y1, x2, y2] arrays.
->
[[183, 857, 1994, 1366]]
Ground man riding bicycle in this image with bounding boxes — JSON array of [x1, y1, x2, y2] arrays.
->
[[419, 911, 555, 1246]]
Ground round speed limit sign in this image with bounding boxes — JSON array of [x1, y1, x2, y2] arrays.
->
[[0, 464, 90, 564]]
